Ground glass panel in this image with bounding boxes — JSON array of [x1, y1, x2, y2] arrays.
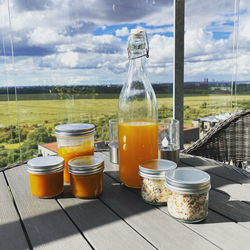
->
[[183, 0, 249, 145], [1, 0, 174, 167], [0, 0, 21, 167]]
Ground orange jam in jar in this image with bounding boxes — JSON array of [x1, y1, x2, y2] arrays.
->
[[27, 156, 64, 198], [55, 123, 95, 183], [68, 155, 104, 198]]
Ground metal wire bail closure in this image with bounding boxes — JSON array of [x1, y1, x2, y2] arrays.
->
[[127, 30, 149, 60]]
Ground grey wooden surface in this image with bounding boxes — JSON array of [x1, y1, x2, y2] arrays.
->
[[0, 173, 29, 250], [1, 152, 250, 250]]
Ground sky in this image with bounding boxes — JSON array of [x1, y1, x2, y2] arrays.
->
[[0, 0, 250, 86]]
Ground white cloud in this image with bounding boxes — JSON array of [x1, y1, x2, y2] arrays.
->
[[116, 27, 129, 36], [149, 34, 173, 62], [185, 0, 235, 30], [59, 51, 79, 68], [28, 27, 68, 46], [1, 0, 250, 86]]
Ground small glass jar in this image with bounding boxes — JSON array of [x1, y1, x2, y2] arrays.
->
[[159, 118, 180, 164], [139, 159, 177, 205], [68, 155, 104, 198], [166, 167, 211, 223], [27, 156, 64, 198], [108, 119, 119, 164], [55, 123, 95, 183]]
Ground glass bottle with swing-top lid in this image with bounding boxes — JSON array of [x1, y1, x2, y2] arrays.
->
[[118, 29, 158, 188]]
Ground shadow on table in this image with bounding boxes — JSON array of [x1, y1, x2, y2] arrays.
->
[[2, 169, 163, 250], [2, 165, 250, 249], [103, 170, 250, 226]]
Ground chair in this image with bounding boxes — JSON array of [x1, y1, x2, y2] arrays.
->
[[182, 109, 250, 168]]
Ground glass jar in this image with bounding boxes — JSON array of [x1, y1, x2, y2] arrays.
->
[[139, 159, 177, 205], [159, 118, 180, 164], [68, 155, 104, 198], [55, 123, 95, 183], [108, 118, 119, 164], [118, 29, 158, 188], [166, 168, 211, 223], [27, 156, 64, 198]]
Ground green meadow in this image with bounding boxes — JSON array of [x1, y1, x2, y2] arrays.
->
[[1, 93, 249, 127], [0, 92, 249, 167]]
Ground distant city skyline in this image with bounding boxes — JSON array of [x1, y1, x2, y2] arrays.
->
[[1, 0, 250, 86]]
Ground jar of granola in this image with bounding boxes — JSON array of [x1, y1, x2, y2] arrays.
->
[[139, 159, 177, 205], [166, 167, 211, 223]]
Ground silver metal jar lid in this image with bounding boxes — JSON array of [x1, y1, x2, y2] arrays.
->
[[166, 167, 211, 194], [27, 156, 64, 175], [68, 155, 104, 175], [55, 123, 95, 137], [139, 159, 177, 180]]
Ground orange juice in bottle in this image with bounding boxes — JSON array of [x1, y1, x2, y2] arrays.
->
[[118, 29, 158, 188], [119, 121, 158, 188]]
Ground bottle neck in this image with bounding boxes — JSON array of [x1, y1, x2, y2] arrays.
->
[[119, 54, 157, 123], [128, 56, 146, 82]]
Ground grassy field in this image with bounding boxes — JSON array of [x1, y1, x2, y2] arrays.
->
[[0, 94, 249, 128], [0, 142, 20, 150], [1, 92, 249, 168]]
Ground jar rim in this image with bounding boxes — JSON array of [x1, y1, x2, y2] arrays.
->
[[166, 167, 211, 194], [55, 123, 95, 137], [139, 159, 177, 179], [27, 156, 64, 175], [68, 155, 104, 175]]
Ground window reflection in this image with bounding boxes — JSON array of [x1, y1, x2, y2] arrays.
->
[[0, 0, 173, 166]]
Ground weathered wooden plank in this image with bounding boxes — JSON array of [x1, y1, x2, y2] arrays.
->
[[180, 155, 250, 201], [208, 172, 250, 202], [96, 161, 219, 249], [102, 159, 250, 230], [159, 205, 250, 250], [57, 186, 154, 250], [185, 209, 250, 249], [101, 151, 118, 172], [180, 154, 250, 229], [180, 154, 250, 186], [5, 165, 91, 250], [0, 172, 29, 250], [101, 175, 218, 249], [209, 189, 250, 230], [100, 152, 250, 248]]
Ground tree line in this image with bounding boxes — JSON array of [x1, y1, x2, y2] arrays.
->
[[2, 83, 248, 97]]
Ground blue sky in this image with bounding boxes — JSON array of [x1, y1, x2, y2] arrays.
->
[[0, 0, 250, 86]]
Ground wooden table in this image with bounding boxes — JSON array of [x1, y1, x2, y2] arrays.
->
[[1, 152, 250, 250]]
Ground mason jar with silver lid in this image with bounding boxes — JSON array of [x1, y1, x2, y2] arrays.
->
[[55, 123, 95, 183], [55, 123, 95, 137], [166, 167, 211, 223], [27, 156, 64, 198], [68, 155, 104, 198], [139, 159, 177, 205]]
